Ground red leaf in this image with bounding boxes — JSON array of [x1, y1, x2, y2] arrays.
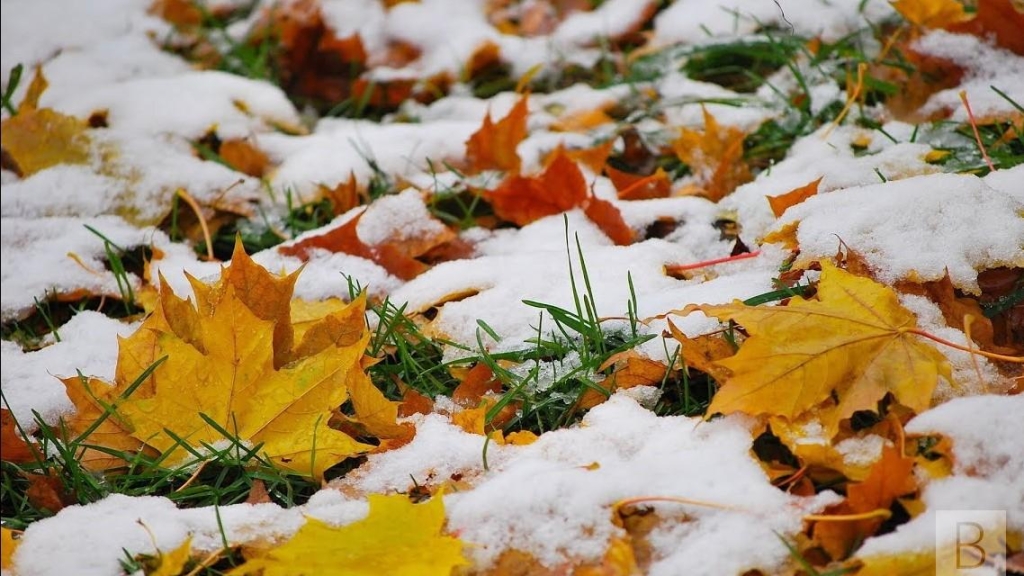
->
[[465, 95, 529, 173], [584, 196, 634, 246], [606, 165, 671, 200], [279, 211, 427, 280], [767, 177, 822, 218], [486, 149, 587, 226], [1, 409, 37, 464]]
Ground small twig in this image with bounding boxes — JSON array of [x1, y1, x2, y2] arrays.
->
[[175, 188, 215, 261], [665, 250, 761, 275], [823, 62, 866, 138], [805, 509, 891, 522], [963, 315, 986, 386], [614, 495, 744, 513], [959, 90, 996, 172]]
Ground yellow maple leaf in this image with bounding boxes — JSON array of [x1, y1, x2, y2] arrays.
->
[[1, 528, 18, 569], [63, 241, 373, 479], [671, 107, 751, 202], [689, 262, 951, 420], [150, 536, 194, 576], [232, 494, 468, 576], [891, 0, 971, 28]]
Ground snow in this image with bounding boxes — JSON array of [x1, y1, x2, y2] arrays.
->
[[771, 172, 1024, 293], [3, 0, 1022, 573]]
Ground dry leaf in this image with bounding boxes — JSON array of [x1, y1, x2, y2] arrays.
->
[[891, 0, 971, 28], [813, 444, 917, 560], [689, 262, 952, 420], [665, 320, 735, 384], [219, 138, 270, 178], [1, 528, 18, 570], [486, 148, 587, 226], [1, 409, 37, 464], [767, 177, 822, 218], [949, 0, 1024, 55], [1, 108, 91, 177], [232, 494, 467, 575], [606, 166, 671, 201], [279, 210, 447, 281], [550, 108, 614, 133], [671, 108, 751, 202], [150, 536, 194, 576], [64, 240, 373, 479], [583, 195, 635, 246], [465, 95, 529, 173], [24, 471, 75, 515]]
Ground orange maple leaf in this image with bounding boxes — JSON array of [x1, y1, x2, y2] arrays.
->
[[0, 409, 38, 464], [606, 165, 672, 201], [813, 444, 917, 560], [486, 150, 634, 244], [671, 108, 751, 202], [465, 95, 529, 173], [279, 209, 454, 280], [688, 262, 952, 420], [485, 148, 588, 225], [767, 177, 822, 218], [948, 0, 1024, 55]]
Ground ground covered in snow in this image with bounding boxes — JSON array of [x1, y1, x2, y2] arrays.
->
[[1, 0, 1022, 575]]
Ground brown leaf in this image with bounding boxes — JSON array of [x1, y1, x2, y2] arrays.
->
[[24, 471, 76, 514], [813, 444, 917, 560], [948, 0, 1024, 55], [664, 320, 735, 383], [465, 95, 529, 173], [219, 138, 270, 178], [1, 409, 37, 464], [583, 196, 634, 246], [279, 211, 435, 280], [245, 479, 272, 505]]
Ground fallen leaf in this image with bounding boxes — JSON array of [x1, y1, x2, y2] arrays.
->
[[149, 0, 203, 28], [232, 494, 467, 575], [151, 536, 193, 576], [689, 262, 952, 420], [561, 139, 616, 173], [452, 363, 502, 407], [465, 95, 529, 173], [898, 271, 1016, 355], [65, 240, 373, 479], [550, 108, 614, 133], [346, 368, 415, 443], [891, 0, 971, 28], [1, 528, 18, 570], [664, 320, 734, 384], [485, 148, 587, 226], [583, 195, 635, 246], [767, 177, 822, 218], [24, 471, 75, 514], [279, 211, 432, 280], [320, 171, 366, 216], [671, 108, 751, 202], [606, 166, 671, 201], [1, 409, 37, 463], [814, 444, 917, 560], [1, 108, 92, 177], [219, 138, 270, 178]]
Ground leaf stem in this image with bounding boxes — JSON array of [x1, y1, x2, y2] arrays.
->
[[614, 495, 742, 512], [958, 90, 996, 172], [907, 328, 1024, 363], [666, 250, 761, 274], [804, 509, 891, 522], [175, 188, 215, 261]]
